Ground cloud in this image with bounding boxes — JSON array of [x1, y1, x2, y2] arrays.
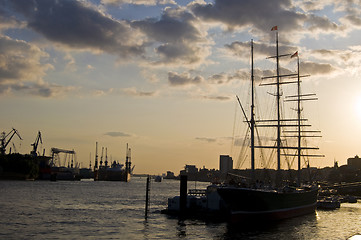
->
[[131, 7, 211, 65], [0, 6, 25, 31], [337, 1, 361, 28], [5, 1, 211, 66], [104, 131, 132, 137], [195, 137, 217, 143], [91, 87, 157, 97], [202, 95, 231, 101], [0, 35, 79, 97], [343, 14, 361, 26], [0, 36, 52, 83], [121, 87, 157, 97], [190, 0, 305, 31], [300, 61, 336, 75], [311, 49, 349, 63], [0, 36, 53, 87], [168, 71, 204, 86], [101, 0, 176, 6], [295, 1, 334, 11], [64, 53, 77, 72], [190, 0, 342, 41], [225, 40, 298, 60], [306, 14, 339, 33], [207, 73, 229, 84], [0, 35, 77, 98], [207, 70, 250, 84], [6, 0, 146, 58], [0, 82, 77, 97], [295, 1, 361, 33], [87, 65, 95, 70]]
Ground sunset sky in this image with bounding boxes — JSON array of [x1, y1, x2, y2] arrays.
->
[[1, 0, 361, 174]]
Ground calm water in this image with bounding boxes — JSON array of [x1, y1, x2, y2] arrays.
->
[[0, 178, 360, 239]]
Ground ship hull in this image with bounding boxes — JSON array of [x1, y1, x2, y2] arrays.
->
[[217, 186, 318, 223], [95, 168, 130, 182]]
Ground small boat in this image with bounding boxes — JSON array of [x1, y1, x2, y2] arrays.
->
[[317, 197, 340, 210], [166, 184, 226, 218], [342, 195, 357, 203]]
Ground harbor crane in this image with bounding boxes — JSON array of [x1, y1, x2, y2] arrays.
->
[[0, 128, 22, 155], [50, 147, 76, 167], [31, 131, 42, 157]]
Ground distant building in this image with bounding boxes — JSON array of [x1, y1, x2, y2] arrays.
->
[[165, 171, 175, 179], [347, 155, 361, 169], [179, 165, 198, 176], [220, 155, 233, 174], [185, 165, 198, 174]]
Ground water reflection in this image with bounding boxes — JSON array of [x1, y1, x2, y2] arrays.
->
[[168, 212, 319, 239], [176, 220, 187, 237], [142, 219, 150, 239]]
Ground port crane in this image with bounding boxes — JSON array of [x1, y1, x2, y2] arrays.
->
[[31, 131, 42, 157], [50, 147, 76, 167], [0, 128, 22, 155]]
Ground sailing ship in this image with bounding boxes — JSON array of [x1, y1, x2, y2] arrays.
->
[[217, 27, 322, 223], [94, 142, 132, 182]]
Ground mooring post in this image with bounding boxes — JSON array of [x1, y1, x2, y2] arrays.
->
[[145, 175, 150, 218], [179, 174, 187, 214]]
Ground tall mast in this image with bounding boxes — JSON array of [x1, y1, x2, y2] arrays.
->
[[250, 39, 255, 182], [259, 26, 298, 186], [276, 31, 282, 184], [94, 141, 98, 170], [125, 143, 130, 173], [89, 152, 92, 169], [126, 143, 129, 168], [285, 51, 323, 185], [105, 147, 108, 167], [100, 147, 104, 166], [296, 55, 301, 186], [290, 52, 323, 185]]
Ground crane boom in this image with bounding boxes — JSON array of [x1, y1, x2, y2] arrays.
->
[[1, 128, 22, 155], [31, 131, 42, 156]]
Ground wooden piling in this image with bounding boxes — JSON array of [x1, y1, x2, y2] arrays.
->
[[145, 175, 150, 218], [180, 174, 187, 214]]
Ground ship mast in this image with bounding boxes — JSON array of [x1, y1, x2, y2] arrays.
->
[[275, 31, 281, 182], [125, 143, 132, 182], [235, 40, 255, 184], [296, 55, 301, 185], [94, 142, 98, 170], [105, 147, 108, 167], [284, 51, 323, 186], [259, 26, 298, 186], [250, 39, 255, 183]]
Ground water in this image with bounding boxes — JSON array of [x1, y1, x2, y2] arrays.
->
[[0, 178, 360, 239]]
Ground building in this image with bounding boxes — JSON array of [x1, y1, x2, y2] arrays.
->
[[179, 165, 198, 176], [184, 165, 198, 174], [164, 171, 175, 179], [219, 155, 233, 174], [347, 155, 361, 169]]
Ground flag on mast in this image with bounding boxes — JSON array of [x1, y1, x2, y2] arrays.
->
[[271, 26, 278, 31], [291, 51, 298, 58]]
